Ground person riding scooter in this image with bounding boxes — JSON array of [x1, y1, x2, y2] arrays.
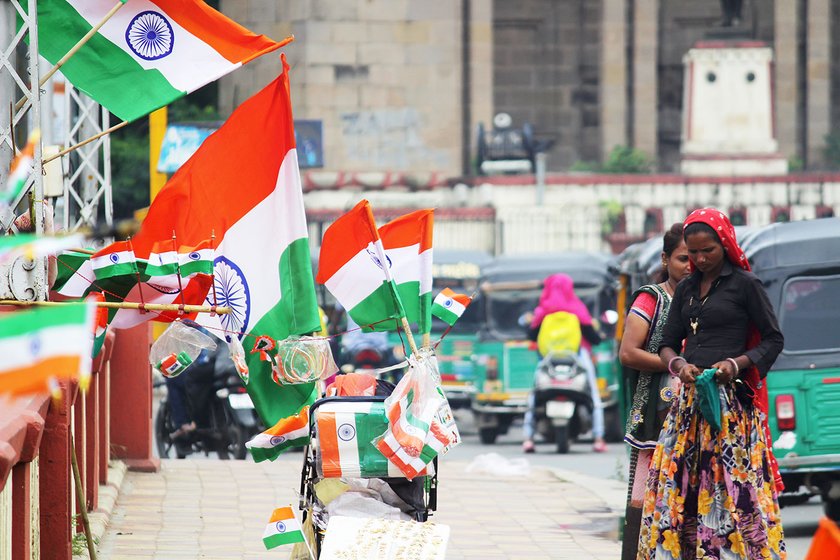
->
[[522, 273, 607, 453]]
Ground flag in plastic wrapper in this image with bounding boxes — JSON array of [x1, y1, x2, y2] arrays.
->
[[375, 353, 456, 479]]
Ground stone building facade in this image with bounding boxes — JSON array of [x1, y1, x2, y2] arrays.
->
[[218, 0, 840, 175]]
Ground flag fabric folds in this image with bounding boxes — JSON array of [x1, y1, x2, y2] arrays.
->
[[2, 129, 39, 203], [130, 57, 321, 427], [431, 288, 472, 326], [34, 0, 289, 122], [0, 303, 95, 398], [246, 406, 310, 463], [315, 200, 406, 332], [376, 209, 434, 334], [262, 506, 305, 550]]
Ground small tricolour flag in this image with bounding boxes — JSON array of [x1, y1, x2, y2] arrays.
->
[[431, 288, 472, 326], [246, 406, 310, 463], [263, 506, 305, 550], [0, 232, 85, 264]]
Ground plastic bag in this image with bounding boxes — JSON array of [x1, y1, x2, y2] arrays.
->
[[227, 336, 249, 384], [149, 320, 217, 378], [374, 351, 457, 479], [270, 336, 337, 385]]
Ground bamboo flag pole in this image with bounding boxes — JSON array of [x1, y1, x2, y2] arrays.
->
[[70, 431, 98, 560], [42, 120, 129, 164], [14, 0, 127, 113], [0, 299, 230, 315]]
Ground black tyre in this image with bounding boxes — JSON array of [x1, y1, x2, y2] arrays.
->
[[155, 400, 177, 459], [478, 427, 498, 445], [555, 426, 570, 454], [604, 405, 624, 443], [825, 497, 840, 522], [210, 400, 247, 460]]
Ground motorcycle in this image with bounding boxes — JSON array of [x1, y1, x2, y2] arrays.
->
[[154, 345, 257, 460], [530, 351, 593, 454]]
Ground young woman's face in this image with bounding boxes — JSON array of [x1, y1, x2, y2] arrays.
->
[[685, 231, 725, 273], [664, 240, 691, 281]]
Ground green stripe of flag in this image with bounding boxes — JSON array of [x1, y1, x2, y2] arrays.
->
[[431, 304, 460, 326], [248, 436, 309, 463], [263, 530, 305, 549], [0, 303, 90, 336], [35, 0, 182, 122]]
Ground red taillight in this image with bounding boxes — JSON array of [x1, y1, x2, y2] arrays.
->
[[440, 374, 457, 382], [776, 394, 796, 431]]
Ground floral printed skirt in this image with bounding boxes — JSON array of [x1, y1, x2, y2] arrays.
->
[[637, 383, 786, 559]]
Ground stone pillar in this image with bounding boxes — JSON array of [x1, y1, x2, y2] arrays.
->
[[601, 0, 628, 160], [774, 0, 799, 159], [807, 0, 831, 166], [40, 386, 74, 559], [632, 0, 658, 159]]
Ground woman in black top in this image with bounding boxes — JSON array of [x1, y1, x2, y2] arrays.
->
[[637, 209, 786, 560]]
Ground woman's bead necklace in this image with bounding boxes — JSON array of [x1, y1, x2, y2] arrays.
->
[[689, 278, 721, 335]]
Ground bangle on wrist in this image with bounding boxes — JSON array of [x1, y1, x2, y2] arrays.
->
[[726, 357, 740, 374], [668, 356, 686, 376]]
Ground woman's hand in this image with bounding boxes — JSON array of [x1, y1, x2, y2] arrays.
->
[[712, 359, 738, 384], [678, 362, 701, 384]]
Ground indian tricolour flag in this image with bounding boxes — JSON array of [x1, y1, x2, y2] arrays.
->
[[130, 58, 321, 426], [0, 303, 95, 398], [246, 406, 310, 463], [376, 209, 434, 334], [316, 200, 405, 332], [2, 129, 38, 203], [432, 288, 473, 326], [262, 507, 305, 550], [34, 0, 290, 122]]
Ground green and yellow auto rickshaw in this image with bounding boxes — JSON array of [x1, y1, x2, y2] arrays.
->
[[471, 252, 623, 445], [745, 217, 840, 520]]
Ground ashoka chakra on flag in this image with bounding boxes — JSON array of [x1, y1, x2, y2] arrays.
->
[[126, 11, 174, 61]]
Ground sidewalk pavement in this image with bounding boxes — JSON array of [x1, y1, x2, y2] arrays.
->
[[95, 455, 626, 560]]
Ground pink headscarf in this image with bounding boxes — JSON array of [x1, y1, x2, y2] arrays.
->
[[530, 273, 592, 329]]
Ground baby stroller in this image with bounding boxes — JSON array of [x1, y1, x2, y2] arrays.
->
[[298, 379, 438, 556]]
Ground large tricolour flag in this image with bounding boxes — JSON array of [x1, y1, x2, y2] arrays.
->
[[35, 0, 290, 122], [376, 210, 434, 334], [130, 57, 321, 426]]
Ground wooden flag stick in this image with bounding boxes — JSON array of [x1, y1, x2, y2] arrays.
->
[[0, 299, 230, 315], [422, 333, 430, 348], [14, 0, 127, 113], [70, 431, 98, 560], [42, 120, 129, 165]]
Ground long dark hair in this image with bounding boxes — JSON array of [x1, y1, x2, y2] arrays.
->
[[655, 223, 685, 283]]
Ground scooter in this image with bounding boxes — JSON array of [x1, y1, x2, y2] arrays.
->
[[530, 351, 594, 454]]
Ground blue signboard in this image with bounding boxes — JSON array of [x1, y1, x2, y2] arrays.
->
[[157, 120, 323, 173]]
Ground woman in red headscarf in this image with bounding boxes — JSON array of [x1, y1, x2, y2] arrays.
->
[[637, 209, 786, 559]]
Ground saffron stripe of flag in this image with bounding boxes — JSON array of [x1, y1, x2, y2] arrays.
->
[[431, 287, 472, 326], [2, 129, 38, 203], [246, 406, 310, 463], [263, 506, 304, 549], [34, 0, 288, 122], [0, 303, 95, 398]]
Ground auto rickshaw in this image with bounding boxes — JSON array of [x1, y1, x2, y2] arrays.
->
[[745, 217, 840, 520], [471, 252, 623, 445], [417, 249, 492, 408]]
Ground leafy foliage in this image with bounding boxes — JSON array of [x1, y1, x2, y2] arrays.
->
[[570, 145, 653, 174]]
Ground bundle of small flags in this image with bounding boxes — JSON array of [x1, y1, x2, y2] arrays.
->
[[431, 288, 472, 326]]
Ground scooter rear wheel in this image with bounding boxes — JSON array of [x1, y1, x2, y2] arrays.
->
[[555, 426, 570, 454]]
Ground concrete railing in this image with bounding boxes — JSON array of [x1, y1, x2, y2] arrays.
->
[[0, 323, 157, 560]]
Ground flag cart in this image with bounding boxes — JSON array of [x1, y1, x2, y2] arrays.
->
[[297, 392, 439, 557]]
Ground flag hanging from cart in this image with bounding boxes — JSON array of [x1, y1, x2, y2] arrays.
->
[[262, 506, 305, 549], [32, 0, 291, 122], [130, 57, 321, 427], [246, 406, 310, 462], [316, 200, 407, 332], [376, 209, 434, 334], [0, 303, 96, 398], [431, 288, 472, 326]]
